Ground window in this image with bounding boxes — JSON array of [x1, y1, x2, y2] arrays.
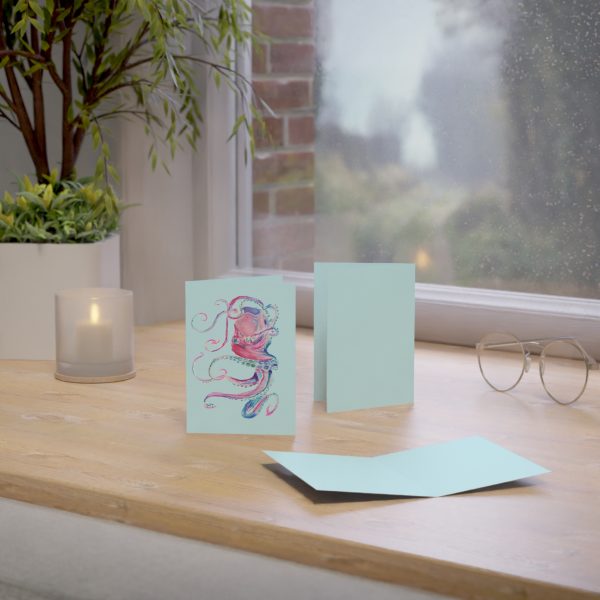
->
[[239, 1, 600, 356], [315, 0, 599, 301]]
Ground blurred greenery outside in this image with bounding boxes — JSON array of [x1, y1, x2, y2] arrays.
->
[[314, 1, 600, 299], [316, 155, 575, 294]]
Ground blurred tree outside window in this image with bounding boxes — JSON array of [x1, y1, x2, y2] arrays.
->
[[307, 0, 599, 299]]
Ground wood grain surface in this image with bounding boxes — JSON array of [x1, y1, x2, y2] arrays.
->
[[0, 322, 599, 599]]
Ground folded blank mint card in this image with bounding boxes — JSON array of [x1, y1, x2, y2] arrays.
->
[[314, 263, 415, 412], [186, 277, 295, 435], [265, 436, 549, 497]]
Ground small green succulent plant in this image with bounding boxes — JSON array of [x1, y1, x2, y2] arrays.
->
[[0, 171, 121, 243]]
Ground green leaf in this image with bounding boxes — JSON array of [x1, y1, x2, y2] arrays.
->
[[25, 222, 48, 240], [17, 191, 46, 208], [23, 62, 46, 76], [29, 1, 44, 20], [227, 114, 246, 141]]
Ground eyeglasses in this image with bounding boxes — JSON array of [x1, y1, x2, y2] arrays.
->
[[476, 333, 598, 405]]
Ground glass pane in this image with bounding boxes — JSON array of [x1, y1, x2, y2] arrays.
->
[[312, 0, 600, 298]]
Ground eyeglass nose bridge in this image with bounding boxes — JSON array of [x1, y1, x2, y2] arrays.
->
[[524, 351, 532, 373]]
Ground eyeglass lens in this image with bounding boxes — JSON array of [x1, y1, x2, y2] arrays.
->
[[540, 341, 588, 405], [478, 332, 525, 392]]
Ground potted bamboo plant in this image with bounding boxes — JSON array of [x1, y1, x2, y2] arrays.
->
[[0, 0, 256, 359]]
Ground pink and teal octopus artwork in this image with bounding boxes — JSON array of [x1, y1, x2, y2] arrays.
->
[[191, 296, 279, 418]]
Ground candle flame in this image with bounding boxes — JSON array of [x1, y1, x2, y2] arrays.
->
[[415, 248, 432, 270], [90, 302, 100, 324]]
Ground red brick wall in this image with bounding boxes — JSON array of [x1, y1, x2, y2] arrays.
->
[[252, 0, 315, 272]]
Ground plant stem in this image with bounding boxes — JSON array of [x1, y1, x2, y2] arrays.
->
[[30, 24, 50, 177], [0, 4, 45, 180], [60, 27, 75, 180]]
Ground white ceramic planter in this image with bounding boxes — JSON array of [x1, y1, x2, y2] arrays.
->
[[0, 234, 120, 359]]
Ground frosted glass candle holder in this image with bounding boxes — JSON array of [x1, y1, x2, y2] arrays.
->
[[55, 288, 135, 383]]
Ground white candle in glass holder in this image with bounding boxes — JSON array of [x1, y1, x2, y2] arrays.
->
[[76, 301, 113, 363], [55, 288, 135, 383]]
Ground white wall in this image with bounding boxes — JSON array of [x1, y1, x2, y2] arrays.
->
[[0, 125, 33, 194], [117, 123, 196, 325]]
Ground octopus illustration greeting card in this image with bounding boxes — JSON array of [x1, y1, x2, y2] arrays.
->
[[186, 277, 295, 435], [314, 263, 415, 413]]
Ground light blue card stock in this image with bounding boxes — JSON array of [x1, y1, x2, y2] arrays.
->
[[265, 436, 549, 497], [186, 276, 295, 435], [314, 263, 415, 412]]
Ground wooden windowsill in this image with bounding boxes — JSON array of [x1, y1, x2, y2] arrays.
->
[[0, 323, 599, 599]]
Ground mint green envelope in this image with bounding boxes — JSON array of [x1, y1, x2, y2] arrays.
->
[[314, 263, 415, 412], [265, 436, 549, 497], [186, 277, 295, 435]]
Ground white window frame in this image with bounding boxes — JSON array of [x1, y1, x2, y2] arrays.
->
[[204, 8, 600, 360]]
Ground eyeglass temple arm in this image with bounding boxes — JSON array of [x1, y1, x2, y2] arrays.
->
[[476, 340, 521, 350], [477, 338, 599, 368]]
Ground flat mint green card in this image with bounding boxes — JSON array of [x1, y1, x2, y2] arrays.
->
[[186, 277, 295, 435], [314, 263, 415, 412], [265, 436, 549, 497]]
